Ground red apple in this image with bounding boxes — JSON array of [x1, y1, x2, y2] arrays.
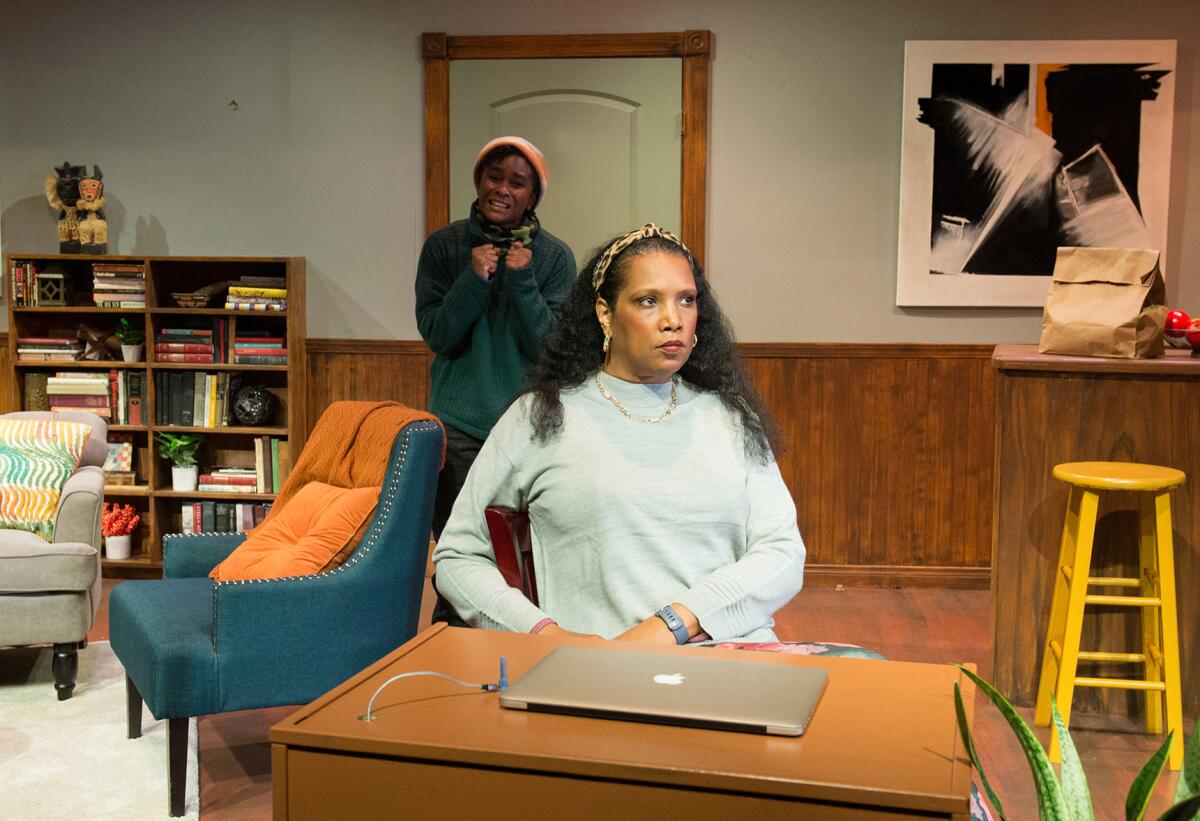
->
[[1166, 309, 1192, 339], [1187, 319, 1200, 351]]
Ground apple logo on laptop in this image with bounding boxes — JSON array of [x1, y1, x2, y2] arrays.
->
[[653, 673, 685, 686]]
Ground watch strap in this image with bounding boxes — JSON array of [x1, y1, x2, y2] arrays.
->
[[655, 604, 690, 645]]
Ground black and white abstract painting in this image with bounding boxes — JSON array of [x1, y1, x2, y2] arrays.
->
[[897, 41, 1175, 306]]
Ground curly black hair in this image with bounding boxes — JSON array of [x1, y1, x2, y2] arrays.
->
[[526, 233, 784, 462]]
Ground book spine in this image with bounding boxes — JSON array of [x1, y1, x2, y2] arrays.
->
[[155, 353, 213, 364], [234, 355, 288, 365], [129, 373, 143, 426], [233, 347, 288, 356], [197, 475, 257, 485], [160, 329, 214, 337], [91, 264, 145, 273], [225, 301, 285, 311], [227, 286, 287, 298], [154, 343, 214, 353], [270, 437, 281, 494]]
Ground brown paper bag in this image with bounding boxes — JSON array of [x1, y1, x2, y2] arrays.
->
[[1038, 247, 1167, 358]]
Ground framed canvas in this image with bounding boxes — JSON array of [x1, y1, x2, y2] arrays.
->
[[896, 40, 1176, 307]]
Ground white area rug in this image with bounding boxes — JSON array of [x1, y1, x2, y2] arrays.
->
[[0, 642, 199, 819]]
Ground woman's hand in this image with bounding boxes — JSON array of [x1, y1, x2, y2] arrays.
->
[[539, 622, 602, 640], [506, 241, 533, 271], [471, 244, 501, 280], [614, 616, 677, 644]]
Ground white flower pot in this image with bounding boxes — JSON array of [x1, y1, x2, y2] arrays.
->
[[105, 534, 132, 560], [120, 344, 143, 362], [172, 465, 198, 492]]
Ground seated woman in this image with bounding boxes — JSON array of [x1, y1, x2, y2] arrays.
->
[[432, 224, 804, 644]]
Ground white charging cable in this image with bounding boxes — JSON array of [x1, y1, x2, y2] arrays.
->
[[360, 656, 508, 721]]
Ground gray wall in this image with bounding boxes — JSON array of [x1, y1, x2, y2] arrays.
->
[[1, 0, 1195, 341]]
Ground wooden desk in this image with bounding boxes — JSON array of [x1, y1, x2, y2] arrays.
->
[[991, 345, 1199, 715], [271, 625, 975, 820]]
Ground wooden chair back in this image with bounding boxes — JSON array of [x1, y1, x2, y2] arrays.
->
[[484, 507, 537, 606]]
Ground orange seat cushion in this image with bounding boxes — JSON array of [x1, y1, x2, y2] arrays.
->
[[210, 482, 380, 581]]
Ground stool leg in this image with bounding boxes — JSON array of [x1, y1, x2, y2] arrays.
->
[[1138, 493, 1164, 736], [1036, 486, 1085, 727], [1151, 490, 1184, 771], [1048, 488, 1098, 764]]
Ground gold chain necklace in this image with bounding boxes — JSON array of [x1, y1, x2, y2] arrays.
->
[[595, 372, 679, 424]]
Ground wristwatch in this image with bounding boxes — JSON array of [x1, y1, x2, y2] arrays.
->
[[655, 604, 690, 645]]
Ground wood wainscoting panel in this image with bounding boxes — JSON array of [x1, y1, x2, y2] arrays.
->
[[307, 340, 995, 589], [305, 340, 432, 436], [0, 335, 994, 588], [742, 344, 995, 586]]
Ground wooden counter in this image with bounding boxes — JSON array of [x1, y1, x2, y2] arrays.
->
[[991, 344, 1199, 716]]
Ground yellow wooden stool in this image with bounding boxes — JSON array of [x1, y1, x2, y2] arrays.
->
[[1034, 461, 1186, 770]]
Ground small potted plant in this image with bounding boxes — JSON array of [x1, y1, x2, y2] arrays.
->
[[156, 432, 204, 491], [114, 317, 145, 362], [101, 503, 141, 560]]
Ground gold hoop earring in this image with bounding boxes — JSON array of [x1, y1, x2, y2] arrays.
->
[[603, 333, 611, 353]]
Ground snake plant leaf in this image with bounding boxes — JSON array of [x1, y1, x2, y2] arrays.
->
[[957, 665, 1070, 820], [1155, 794, 1200, 821], [1127, 730, 1174, 821], [1174, 720, 1200, 806], [1051, 698, 1095, 820], [955, 682, 1007, 820]]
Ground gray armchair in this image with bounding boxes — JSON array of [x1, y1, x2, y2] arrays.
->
[[0, 411, 107, 699]]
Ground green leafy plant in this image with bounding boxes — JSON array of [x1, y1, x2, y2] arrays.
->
[[155, 432, 203, 467], [954, 665, 1200, 820], [114, 317, 144, 346]]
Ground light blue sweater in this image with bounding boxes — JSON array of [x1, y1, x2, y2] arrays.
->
[[432, 372, 806, 643]]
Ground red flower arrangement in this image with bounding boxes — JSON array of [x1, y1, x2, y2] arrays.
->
[[102, 503, 141, 537]]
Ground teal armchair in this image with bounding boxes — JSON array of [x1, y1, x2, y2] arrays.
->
[[109, 417, 442, 816]]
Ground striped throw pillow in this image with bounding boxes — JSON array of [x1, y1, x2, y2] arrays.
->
[[0, 419, 92, 540]]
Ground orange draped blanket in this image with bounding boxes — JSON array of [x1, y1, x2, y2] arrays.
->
[[265, 401, 444, 523]]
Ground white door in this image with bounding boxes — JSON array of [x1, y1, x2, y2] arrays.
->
[[451, 58, 682, 268]]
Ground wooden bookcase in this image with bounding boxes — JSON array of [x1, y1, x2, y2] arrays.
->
[[6, 254, 307, 578]]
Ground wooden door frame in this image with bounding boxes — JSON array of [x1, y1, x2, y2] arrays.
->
[[422, 31, 713, 267]]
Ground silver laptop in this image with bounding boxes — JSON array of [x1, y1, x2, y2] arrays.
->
[[499, 646, 828, 736]]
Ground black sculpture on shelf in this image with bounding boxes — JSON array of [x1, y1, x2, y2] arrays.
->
[[44, 162, 84, 253], [232, 385, 277, 426]]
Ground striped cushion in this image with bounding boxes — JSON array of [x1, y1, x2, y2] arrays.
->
[[0, 418, 92, 540]]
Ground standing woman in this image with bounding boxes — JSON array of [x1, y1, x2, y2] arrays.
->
[[433, 225, 806, 643], [416, 137, 576, 620]]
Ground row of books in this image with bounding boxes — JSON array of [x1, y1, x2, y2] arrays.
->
[[225, 279, 287, 312], [180, 500, 273, 534], [16, 335, 83, 362], [155, 322, 228, 363], [45, 371, 145, 424], [198, 438, 287, 493], [10, 261, 39, 306], [154, 371, 241, 427], [93, 262, 146, 307], [233, 330, 287, 365]]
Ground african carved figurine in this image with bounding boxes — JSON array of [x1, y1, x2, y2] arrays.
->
[[76, 166, 107, 254], [44, 161, 84, 253]]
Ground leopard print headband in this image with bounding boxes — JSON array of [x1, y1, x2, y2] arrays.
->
[[590, 224, 690, 292]]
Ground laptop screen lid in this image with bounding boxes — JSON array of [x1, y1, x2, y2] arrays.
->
[[499, 646, 828, 736]]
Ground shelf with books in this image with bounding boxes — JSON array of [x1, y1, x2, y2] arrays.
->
[[7, 252, 306, 578], [14, 360, 147, 369]]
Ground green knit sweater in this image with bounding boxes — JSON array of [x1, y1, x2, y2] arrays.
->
[[415, 218, 576, 439]]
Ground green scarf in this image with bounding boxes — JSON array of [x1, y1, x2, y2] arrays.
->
[[471, 201, 540, 248]]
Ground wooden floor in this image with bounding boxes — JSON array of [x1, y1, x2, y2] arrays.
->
[[91, 580, 1189, 820]]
